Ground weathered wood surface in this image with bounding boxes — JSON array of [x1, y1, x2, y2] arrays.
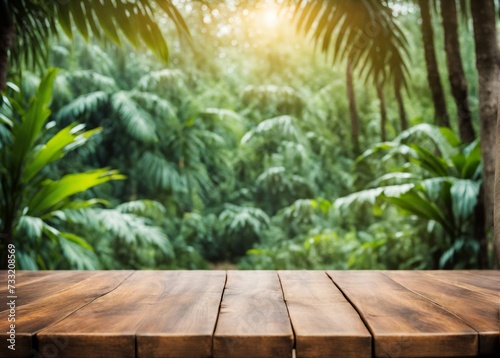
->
[[278, 270, 371, 358], [0, 271, 132, 358], [0, 271, 98, 310], [386, 271, 500, 355], [38, 271, 225, 358], [213, 271, 294, 357], [328, 271, 479, 358], [136, 271, 226, 358], [0, 270, 497, 358]]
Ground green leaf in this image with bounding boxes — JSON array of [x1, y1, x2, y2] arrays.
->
[[27, 169, 125, 217], [450, 179, 480, 224], [58, 233, 98, 270], [462, 141, 482, 179], [11, 68, 58, 175], [69, 1, 89, 41], [386, 191, 452, 235], [57, 4, 73, 39], [439, 127, 461, 147], [335, 184, 415, 209], [23, 124, 102, 183], [410, 144, 450, 177]]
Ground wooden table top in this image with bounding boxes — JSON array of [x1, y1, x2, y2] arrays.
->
[[0, 270, 498, 358]]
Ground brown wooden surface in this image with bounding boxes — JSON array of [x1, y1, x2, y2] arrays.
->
[[213, 271, 294, 357], [386, 270, 500, 355], [328, 271, 479, 358], [135, 271, 226, 358], [38, 271, 225, 358], [0, 270, 498, 358], [423, 270, 500, 297], [279, 270, 371, 358], [0, 271, 98, 311], [0, 270, 70, 288], [0, 271, 131, 358]]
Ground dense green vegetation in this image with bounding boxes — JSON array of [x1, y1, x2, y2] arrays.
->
[[1, 0, 498, 269]]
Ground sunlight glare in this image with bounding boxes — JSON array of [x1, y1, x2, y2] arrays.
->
[[262, 7, 279, 27]]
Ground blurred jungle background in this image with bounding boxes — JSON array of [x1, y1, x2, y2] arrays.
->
[[0, 0, 498, 270]]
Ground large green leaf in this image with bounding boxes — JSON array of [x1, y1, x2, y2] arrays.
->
[[335, 184, 415, 209], [386, 191, 453, 235], [450, 179, 481, 224], [410, 144, 450, 177], [27, 169, 125, 217], [10, 68, 58, 175], [461, 141, 482, 179], [23, 124, 101, 183]]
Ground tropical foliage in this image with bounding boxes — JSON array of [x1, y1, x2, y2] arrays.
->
[[0, 0, 497, 269]]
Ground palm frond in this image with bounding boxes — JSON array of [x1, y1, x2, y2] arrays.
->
[[111, 91, 158, 144], [58, 232, 99, 270], [241, 85, 305, 114], [241, 115, 304, 144], [129, 91, 177, 121], [56, 91, 109, 122], [138, 152, 185, 193], [289, 0, 409, 88], [96, 209, 173, 256], [116, 200, 167, 221], [137, 69, 186, 92], [8, 0, 190, 70], [15, 215, 44, 240], [219, 204, 270, 235], [65, 70, 118, 92]]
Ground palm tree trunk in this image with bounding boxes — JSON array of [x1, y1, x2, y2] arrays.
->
[[495, 93, 500, 268], [346, 59, 360, 155], [417, 0, 449, 127], [376, 81, 387, 142], [0, 1, 14, 92], [440, 0, 475, 144], [475, 186, 488, 268], [394, 84, 408, 131], [471, 0, 500, 245]]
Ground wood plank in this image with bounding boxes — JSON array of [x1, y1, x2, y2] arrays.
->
[[0, 271, 131, 358], [0, 270, 67, 289], [213, 271, 294, 357], [279, 271, 371, 358], [0, 271, 98, 311], [464, 270, 500, 282], [386, 271, 500, 355], [328, 271, 478, 358], [38, 271, 226, 358], [136, 271, 226, 358], [423, 270, 500, 300]]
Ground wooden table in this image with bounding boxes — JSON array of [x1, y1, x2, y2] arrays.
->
[[0, 270, 498, 358]]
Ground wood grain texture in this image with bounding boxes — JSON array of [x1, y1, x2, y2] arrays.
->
[[0, 271, 131, 358], [213, 271, 294, 358], [136, 271, 226, 358], [422, 271, 500, 297], [328, 271, 479, 358], [2, 270, 498, 358], [0, 270, 68, 288], [279, 271, 371, 358], [38, 271, 226, 358], [386, 271, 500, 355], [0, 271, 98, 311]]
